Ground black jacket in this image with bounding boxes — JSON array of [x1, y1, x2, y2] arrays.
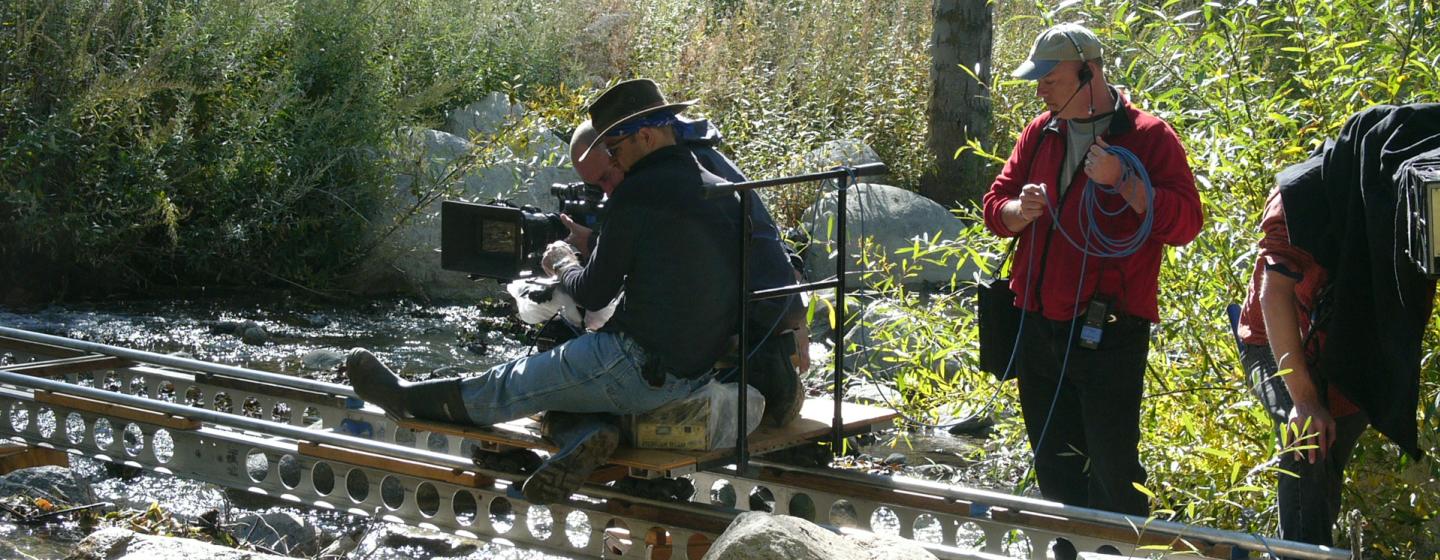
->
[[560, 144, 741, 377], [1280, 103, 1440, 458]]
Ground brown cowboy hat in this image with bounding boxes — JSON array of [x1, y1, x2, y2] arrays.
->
[[578, 78, 695, 162]]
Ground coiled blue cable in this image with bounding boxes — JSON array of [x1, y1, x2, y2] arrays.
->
[[1047, 146, 1155, 258]]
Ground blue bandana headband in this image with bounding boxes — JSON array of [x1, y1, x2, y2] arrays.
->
[[606, 111, 680, 137]]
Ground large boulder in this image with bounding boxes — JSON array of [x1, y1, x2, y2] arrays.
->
[[357, 92, 574, 299], [444, 92, 525, 140], [69, 527, 291, 560], [797, 182, 972, 288], [702, 512, 936, 560], [801, 139, 887, 188], [0, 465, 95, 504]]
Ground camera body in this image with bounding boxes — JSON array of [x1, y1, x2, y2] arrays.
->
[[440, 183, 607, 280], [1401, 155, 1440, 278]]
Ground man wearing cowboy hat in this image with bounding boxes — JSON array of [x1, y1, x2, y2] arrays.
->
[[566, 103, 809, 428], [347, 79, 745, 504], [980, 22, 1202, 531]]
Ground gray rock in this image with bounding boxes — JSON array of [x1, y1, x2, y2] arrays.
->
[[0, 465, 96, 504], [801, 140, 887, 190], [444, 92, 525, 140], [69, 527, 291, 560], [232, 511, 319, 556], [238, 321, 269, 345], [844, 531, 940, 560], [798, 183, 973, 288], [702, 512, 870, 560], [300, 349, 345, 371], [354, 524, 478, 558]]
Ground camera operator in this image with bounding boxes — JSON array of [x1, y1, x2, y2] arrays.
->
[[563, 103, 810, 428], [348, 79, 747, 504]]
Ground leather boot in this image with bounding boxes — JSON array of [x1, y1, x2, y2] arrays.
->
[[523, 413, 620, 504], [346, 348, 470, 424]]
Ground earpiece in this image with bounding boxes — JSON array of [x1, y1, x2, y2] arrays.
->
[[1065, 32, 1093, 85]]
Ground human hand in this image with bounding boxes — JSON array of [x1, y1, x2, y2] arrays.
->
[[1016, 183, 1047, 223], [558, 213, 593, 257], [1090, 138, 1147, 213], [1286, 399, 1336, 464], [541, 241, 580, 277]]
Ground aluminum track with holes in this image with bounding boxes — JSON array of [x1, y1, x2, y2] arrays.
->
[[0, 326, 1351, 560]]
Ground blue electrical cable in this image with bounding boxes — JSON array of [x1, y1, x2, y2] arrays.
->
[[1047, 146, 1156, 258]]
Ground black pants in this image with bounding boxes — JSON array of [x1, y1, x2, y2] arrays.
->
[[1015, 311, 1151, 516], [1240, 343, 1368, 548]]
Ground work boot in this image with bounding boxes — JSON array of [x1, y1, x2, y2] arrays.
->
[[749, 336, 804, 427], [345, 348, 470, 424], [522, 416, 620, 505]]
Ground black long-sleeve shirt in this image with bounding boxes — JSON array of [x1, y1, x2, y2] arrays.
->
[[558, 144, 741, 377]]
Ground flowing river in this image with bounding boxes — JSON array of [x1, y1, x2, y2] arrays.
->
[[0, 294, 1007, 558]]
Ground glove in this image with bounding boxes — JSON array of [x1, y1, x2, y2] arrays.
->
[[541, 241, 581, 277]]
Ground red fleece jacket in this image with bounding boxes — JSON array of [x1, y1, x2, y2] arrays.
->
[[982, 99, 1203, 322]]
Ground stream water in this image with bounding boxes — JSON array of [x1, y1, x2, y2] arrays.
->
[[0, 295, 1010, 559]]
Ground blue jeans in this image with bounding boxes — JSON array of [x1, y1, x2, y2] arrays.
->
[[458, 331, 702, 426]]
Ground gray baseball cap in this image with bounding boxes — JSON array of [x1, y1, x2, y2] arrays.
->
[[1012, 23, 1103, 80]]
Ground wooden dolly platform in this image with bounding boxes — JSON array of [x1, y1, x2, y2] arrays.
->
[[398, 398, 897, 478]]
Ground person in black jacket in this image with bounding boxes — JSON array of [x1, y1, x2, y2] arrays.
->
[[567, 114, 809, 427], [347, 79, 743, 503]]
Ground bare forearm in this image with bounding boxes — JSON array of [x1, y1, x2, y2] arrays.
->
[[1000, 199, 1032, 233], [1259, 271, 1319, 404]]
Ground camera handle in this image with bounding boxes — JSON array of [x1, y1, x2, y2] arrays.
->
[[718, 162, 889, 473]]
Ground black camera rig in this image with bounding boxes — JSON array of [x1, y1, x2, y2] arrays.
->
[[440, 182, 606, 280], [1402, 152, 1440, 278]]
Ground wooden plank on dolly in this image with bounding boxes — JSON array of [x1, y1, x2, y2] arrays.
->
[[400, 399, 898, 476], [34, 390, 201, 431], [297, 440, 493, 488], [0, 442, 70, 474]]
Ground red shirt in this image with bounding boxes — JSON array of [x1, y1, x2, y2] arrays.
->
[[982, 99, 1203, 322], [1238, 189, 1357, 416]]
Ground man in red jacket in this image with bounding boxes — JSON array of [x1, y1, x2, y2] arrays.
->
[[981, 23, 1203, 522]]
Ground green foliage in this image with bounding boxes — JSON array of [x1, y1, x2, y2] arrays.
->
[[1, 0, 932, 296], [854, 0, 1440, 555], [0, 0, 588, 295]]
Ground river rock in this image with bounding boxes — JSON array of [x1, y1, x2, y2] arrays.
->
[[238, 322, 270, 346], [300, 349, 345, 371], [704, 511, 936, 560], [69, 527, 292, 560], [232, 511, 320, 556], [0, 465, 96, 504], [797, 183, 972, 289], [844, 531, 940, 560]]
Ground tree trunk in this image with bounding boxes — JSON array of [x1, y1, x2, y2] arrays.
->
[[922, 0, 994, 207]]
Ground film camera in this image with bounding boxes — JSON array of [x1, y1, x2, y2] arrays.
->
[[1402, 151, 1440, 278], [441, 182, 606, 280]]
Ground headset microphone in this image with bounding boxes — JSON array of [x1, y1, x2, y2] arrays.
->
[[1062, 31, 1095, 115]]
